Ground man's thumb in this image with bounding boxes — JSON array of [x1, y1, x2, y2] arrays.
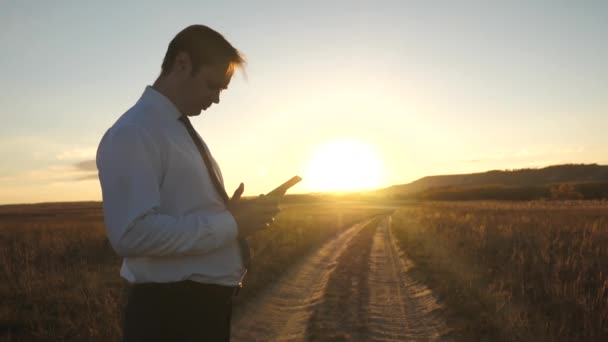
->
[[231, 182, 244, 202]]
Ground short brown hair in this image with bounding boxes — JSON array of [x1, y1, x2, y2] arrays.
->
[[160, 25, 245, 76]]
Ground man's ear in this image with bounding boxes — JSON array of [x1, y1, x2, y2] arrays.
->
[[173, 52, 192, 75]]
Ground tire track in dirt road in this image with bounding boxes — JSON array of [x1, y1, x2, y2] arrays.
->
[[231, 220, 373, 341], [306, 215, 377, 341], [366, 216, 451, 341], [232, 217, 451, 341]]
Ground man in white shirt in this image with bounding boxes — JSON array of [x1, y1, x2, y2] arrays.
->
[[96, 25, 278, 342]]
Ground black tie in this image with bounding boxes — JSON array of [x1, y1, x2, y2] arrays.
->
[[179, 115, 252, 271]]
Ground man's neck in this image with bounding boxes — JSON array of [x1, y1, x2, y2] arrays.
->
[[152, 77, 186, 116]]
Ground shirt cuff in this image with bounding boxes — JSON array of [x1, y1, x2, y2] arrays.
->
[[202, 210, 239, 249]]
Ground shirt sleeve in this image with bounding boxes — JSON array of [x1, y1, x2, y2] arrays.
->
[[96, 124, 238, 258]]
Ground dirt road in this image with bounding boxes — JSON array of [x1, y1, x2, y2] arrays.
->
[[231, 217, 451, 341]]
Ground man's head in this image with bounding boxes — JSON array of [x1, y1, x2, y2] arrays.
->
[[154, 25, 245, 116]]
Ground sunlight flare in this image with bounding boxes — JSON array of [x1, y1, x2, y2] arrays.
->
[[304, 139, 384, 192]]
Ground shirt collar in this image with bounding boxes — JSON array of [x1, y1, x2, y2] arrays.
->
[[139, 85, 183, 121]]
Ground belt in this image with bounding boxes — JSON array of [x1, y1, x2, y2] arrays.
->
[[133, 280, 241, 297]]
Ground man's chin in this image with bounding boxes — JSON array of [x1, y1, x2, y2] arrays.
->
[[189, 104, 210, 115], [191, 108, 206, 116]]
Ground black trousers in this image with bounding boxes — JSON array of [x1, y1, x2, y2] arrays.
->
[[123, 280, 235, 342]]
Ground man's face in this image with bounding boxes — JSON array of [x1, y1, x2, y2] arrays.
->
[[182, 62, 232, 116]]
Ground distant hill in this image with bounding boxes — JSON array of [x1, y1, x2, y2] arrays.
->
[[376, 164, 608, 199]]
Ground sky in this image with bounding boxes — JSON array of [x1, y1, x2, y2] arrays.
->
[[1, 0, 607, 204]]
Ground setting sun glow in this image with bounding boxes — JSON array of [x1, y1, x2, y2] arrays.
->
[[304, 139, 384, 192]]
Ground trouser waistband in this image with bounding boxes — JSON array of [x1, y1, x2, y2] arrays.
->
[[132, 280, 239, 297]]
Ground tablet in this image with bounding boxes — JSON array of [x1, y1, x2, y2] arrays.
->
[[265, 176, 302, 197]]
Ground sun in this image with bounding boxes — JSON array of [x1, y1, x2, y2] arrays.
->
[[304, 139, 384, 192]]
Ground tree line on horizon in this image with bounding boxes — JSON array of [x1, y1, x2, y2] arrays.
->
[[393, 181, 608, 201]]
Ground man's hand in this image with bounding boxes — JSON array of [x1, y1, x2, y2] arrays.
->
[[228, 183, 280, 238]]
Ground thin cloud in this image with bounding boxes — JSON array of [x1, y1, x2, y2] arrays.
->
[[72, 160, 97, 181], [75, 174, 99, 181], [0, 162, 98, 185], [56, 147, 96, 161], [74, 160, 97, 172]]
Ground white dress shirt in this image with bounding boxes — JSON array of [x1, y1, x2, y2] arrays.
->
[[96, 86, 244, 286]]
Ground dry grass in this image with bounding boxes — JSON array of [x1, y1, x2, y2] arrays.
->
[[7, 198, 605, 341], [1, 199, 390, 341], [391, 200, 608, 342]]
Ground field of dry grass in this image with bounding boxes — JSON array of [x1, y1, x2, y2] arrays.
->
[[391, 201, 608, 342], [0, 199, 390, 341]]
